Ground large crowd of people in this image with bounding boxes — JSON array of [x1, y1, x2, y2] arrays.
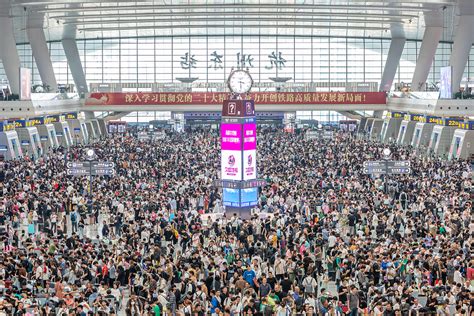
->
[[0, 127, 472, 315]]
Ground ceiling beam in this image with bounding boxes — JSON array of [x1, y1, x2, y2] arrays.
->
[[34, 3, 439, 14], [43, 11, 419, 20], [64, 17, 408, 26], [77, 23, 390, 32]]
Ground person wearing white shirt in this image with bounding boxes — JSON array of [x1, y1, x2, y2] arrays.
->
[[328, 234, 337, 249], [453, 268, 464, 284]]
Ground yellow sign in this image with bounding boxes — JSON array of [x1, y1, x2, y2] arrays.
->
[[428, 117, 443, 125]]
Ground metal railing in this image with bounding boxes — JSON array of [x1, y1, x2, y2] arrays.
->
[[89, 81, 379, 93]]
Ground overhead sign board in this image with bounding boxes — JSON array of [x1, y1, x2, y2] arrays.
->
[[458, 121, 474, 130], [363, 160, 411, 175], [91, 162, 115, 168], [404, 113, 425, 122], [216, 179, 266, 189], [322, 130, 334, 139], [386, 112, 405, 119], [65, 113, 78, 120], [91, 169, 115, 176], [66, 160, 115, 177]]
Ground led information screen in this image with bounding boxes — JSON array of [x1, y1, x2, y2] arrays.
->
[[222, 187, 259, 207], [223, 188, 240, 207], [220, 99, 260, 214], [241, 188, 259, 207]]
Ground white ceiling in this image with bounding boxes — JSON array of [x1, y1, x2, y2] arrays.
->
[[6, 0, 463, 44]]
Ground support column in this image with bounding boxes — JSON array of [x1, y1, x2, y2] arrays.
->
[[379, 37, 406, 92], [411, 12, 443, 91], [62, 38, 88, 95], [27, 28, 58, 91], [450, 15, 474, 91], [0, 17, 21, 94]]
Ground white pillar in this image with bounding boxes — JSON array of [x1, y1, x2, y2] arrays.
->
[[0, 17, 21, 94], [62, 38, 88, 95], [27, 28, 58, 91], [379, 37, 406, 92], [411, 12, 443, 91], [450, 15, 474, 91]]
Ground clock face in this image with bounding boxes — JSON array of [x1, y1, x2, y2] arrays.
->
[[228, 70, 253, 94]]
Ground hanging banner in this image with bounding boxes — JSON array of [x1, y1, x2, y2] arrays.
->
[[19, 68, 32, 101], [85, 92, 387, 106]]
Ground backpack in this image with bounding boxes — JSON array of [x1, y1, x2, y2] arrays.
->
[[71, 212, 77, 222], [303, 277, 314, 293], [293, 293, 303, 310]]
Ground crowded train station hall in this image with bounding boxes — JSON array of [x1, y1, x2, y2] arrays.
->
[[0, 0, 473, 315]]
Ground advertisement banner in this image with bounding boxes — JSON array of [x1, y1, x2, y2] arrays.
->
[[221, 150, 242, 181], [86, 91, 387, 106], [243, 150, 256, 180]]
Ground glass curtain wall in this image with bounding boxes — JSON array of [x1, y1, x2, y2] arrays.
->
[[0, 36, 473, 90], [296, 111, 348, 123]]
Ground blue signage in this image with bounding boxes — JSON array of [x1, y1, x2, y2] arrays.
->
[[0, 145, 8, 152], [458, 121, 474, 130]]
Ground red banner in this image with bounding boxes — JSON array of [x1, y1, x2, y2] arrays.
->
[[85, 92, 386, 106]]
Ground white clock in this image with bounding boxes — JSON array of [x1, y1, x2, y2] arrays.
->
[[227, 69, 253, 94]]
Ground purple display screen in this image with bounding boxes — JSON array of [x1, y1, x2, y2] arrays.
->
[[243, 123, 256, 150], [221, 123, 242, 151]]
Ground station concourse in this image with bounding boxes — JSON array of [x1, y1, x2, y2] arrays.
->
[[0, 0, 473, 315]]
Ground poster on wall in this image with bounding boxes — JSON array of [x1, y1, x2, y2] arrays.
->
[[19, 67, 32, 101], [439, 66, 452, 99]]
